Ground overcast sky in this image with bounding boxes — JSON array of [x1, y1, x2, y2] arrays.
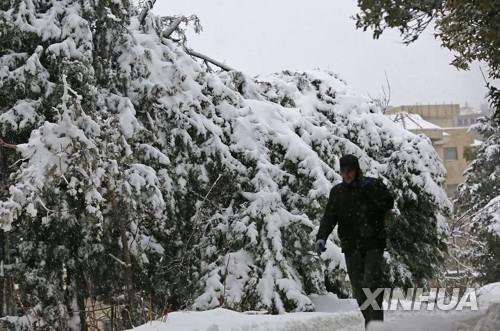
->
[[153, 0, 489, 109]]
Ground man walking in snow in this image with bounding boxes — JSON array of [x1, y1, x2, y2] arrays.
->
[[314, 154, 394, 329]]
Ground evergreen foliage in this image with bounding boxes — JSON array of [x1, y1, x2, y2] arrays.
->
[[455, 118, 500, 283]]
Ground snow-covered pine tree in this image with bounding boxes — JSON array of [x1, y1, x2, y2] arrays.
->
[[1, 0, 451, 328], [455, 117, 500, 284], [0, 0, 167, 328]]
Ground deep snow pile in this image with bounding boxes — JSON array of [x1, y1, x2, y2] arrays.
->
[[129, 307, 363, 331], [126, 306, 500, 331], [126, 286, 500, 331], [0, 0, 450, 328]]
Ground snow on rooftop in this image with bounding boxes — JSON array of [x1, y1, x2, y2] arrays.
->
[[472, 139, 483, 146], [459, 105, 483, 116], [388, 112, 442, 131]]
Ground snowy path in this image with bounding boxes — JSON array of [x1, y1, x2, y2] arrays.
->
[[130, 307, 496, 331], [131, 284, 500, 331], [130, 307, 498, 331], [131, 308, 365, 331]]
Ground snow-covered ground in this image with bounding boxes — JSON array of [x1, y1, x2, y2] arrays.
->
[[130, 283, 500, 331]]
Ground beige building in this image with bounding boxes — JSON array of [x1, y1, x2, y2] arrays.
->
[[389, 104, 460, 127], [387, 104, 476, 197], [440, 128, 474, 196]]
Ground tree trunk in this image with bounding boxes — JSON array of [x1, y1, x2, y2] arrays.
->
[[75, 267, 88, 331], [120, 218, 134, 324], [110, 193, 135, 326], [0, 145, 14, 317]]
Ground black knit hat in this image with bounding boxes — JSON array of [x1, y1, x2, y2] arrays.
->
[[339, 154, 360, 172]]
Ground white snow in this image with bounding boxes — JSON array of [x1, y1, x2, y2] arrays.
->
[[129, 308, 364, 331], [472, 139, 483, 146], [129, 286, 500, 331], [0, 100, 40, 130], [477, 282, 500, 308]]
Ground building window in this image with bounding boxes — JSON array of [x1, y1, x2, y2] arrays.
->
[[444, 147, 458, 160]]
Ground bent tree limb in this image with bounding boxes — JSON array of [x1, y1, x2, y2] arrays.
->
[[0, 139, 17, 150], [161, 17, 183, 39], [138, 0, 236, 72], [160, 19, 236, 71], [184, 48, 235, 72], [138, 0, 157, 25]]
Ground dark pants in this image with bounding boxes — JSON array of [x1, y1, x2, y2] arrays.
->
[[344, 248, 384, 329]]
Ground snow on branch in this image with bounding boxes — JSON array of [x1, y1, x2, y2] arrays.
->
[[108, 253, 129, 267], [138, 0, 236, 72], [138, 0, 157, 25], [161, 17, 183, 39], [184, 48, 235, 72], [160, 18, 235, 71]]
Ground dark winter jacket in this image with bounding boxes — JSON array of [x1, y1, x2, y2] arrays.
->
[[316, 176, 395, 252]]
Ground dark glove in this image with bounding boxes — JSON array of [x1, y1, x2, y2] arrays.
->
[[314, 239, 326, 254]]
